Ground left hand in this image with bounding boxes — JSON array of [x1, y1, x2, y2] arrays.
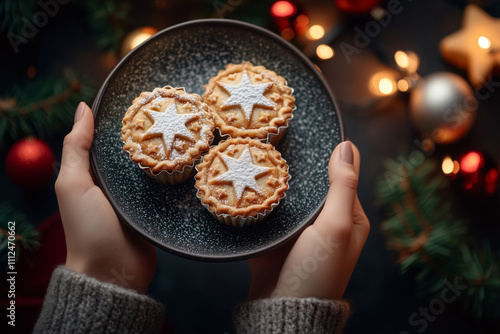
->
[[55, 102, 157, 293]]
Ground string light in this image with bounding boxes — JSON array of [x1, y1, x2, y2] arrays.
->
[[316, 44, 334, 59], [379, 78, 394, 95], [453, 160, 460, 174], [395, 51, 409, 69], [478, 36, 491, 50], [394, 50, 419, 74], [121, 27, 158, 57], [308, 25, 325, 40], [369, 72, 396, 96], [442, 156, 454, 175], [397, 79, 409, 92]]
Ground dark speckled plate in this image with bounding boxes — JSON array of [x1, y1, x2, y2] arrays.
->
[[90, 19, 344, 261]]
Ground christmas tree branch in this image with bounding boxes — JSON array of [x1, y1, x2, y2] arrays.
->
[[377, 158, 499, 319], [0, 202, 40, 269], [0, 70, 94, 149]]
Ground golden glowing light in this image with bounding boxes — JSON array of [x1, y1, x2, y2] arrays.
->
[[395, 51, 410, 69], [397, 79, 409, 92], [316, 44, 334, 59], [442, 156, 454, 175], [478, 36, 491, 49], [121, 27, 158, 57], [369, 72, 397, 96], [131, 33, 152, 49], [394, 50, 420, 73], [271, 1, 297, 18], [308, 25, 325, 40], [379, 78, 394, 95]]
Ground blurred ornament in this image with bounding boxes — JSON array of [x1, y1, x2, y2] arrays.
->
[[293, 14, 309, 35], [5, 137, 55, 189], [270, 0, 297, 19], [409, 72, 477, 144], [439, 5, 500, 87], [270, 0, 308, 42], [456, 151, 498, 197], [120, 27, 158, 58], [335, 0, 381, 15]]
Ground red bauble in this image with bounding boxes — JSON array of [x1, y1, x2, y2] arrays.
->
[[5, 137, 55, 188], [335, 0, 381, 14]]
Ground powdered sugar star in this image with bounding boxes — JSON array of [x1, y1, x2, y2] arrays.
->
[[218, 71, 275, 122], [213, 147, 270, 200], [144, 102, 198, 158]]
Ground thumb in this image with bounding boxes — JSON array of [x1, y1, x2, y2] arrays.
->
[[55, 102, 95, 194], [313, 141, 358, 241]]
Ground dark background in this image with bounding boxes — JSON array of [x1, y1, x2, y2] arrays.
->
[[1, 0, 499, 333]]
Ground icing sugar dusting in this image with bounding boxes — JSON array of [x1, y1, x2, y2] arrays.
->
[[144, 101, 197, 158], [213, 148, 270, 200], [218, 71, 275, 122]]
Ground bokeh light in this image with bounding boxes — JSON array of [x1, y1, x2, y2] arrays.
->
[[316, 44, 334, 59]]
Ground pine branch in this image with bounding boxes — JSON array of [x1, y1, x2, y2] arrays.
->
[[1, 0, 131, 53], [376, 157, 500, 320], [0, 0, 38, 35], [0, 202, 40, 270], [0, 69, 94, 149], [79, 0, 131, 52]]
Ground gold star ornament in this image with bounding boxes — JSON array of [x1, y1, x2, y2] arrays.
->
[[440, 5, 500, 87]]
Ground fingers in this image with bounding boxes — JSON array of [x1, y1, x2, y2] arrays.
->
[[55, 102, 95, 195], [313, 141, 359, 240], [352, 196, 370, 245]]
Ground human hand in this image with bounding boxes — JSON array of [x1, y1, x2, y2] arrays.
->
[[55, 102, 157, 293], [248, 141, 369, 301]]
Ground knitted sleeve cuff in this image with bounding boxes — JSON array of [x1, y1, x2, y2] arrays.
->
[[33, 266, 164, 334], [233, 297, 350, 334]]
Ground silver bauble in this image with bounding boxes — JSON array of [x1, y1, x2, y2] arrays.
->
[[409, 72, 477, 144]]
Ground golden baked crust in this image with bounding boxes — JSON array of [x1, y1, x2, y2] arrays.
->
[[121, 87, 214, 174], [202, 62, 295, 140], [195, 137, 289, 218]]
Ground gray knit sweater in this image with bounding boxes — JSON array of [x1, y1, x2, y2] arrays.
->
[[34, 266, 350, 333]]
